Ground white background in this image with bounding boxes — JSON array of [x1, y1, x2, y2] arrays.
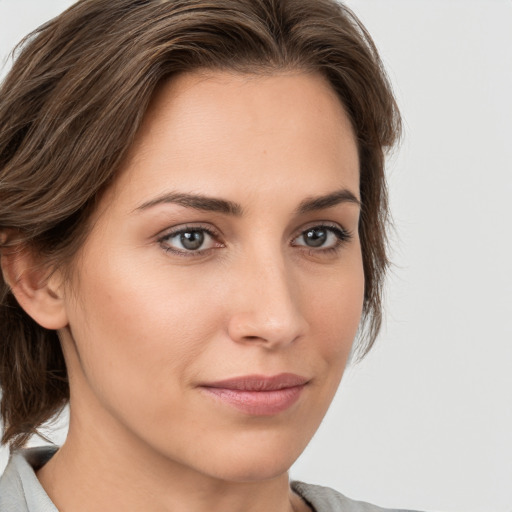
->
[[1, 1, 511, 511]]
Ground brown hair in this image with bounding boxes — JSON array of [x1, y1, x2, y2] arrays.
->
[[0, 0, 401, 448]]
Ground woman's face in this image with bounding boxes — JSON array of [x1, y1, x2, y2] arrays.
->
[[59, 71, 363, 481]]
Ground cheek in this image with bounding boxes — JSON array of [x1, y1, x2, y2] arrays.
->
[[65, 248, 225, 407], [297, 256, 365, 410], [303, 256, 365, 354]]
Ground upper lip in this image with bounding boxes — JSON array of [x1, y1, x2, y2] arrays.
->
[[201, 373, 309, 391]]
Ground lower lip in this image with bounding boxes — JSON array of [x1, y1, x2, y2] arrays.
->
[[200, 385, 305, 415]]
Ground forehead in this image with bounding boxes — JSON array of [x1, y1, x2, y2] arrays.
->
[[113, 70, 360, 208]]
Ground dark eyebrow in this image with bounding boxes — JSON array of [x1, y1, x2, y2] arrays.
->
[[295, 188, 361, 215], [134, 192, 243, 216], [134, 188, 359, 216]]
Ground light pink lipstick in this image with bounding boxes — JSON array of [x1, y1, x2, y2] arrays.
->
[[200, 373, 308, 415]]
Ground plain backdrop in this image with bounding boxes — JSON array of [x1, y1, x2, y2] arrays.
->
[[1, 1, 511, 511]]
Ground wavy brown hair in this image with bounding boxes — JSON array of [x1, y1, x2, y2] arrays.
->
[[0, 0, 401, 448]]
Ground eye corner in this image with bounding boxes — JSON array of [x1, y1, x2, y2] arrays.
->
[[291, 223, 353, 253], [157, 223, 225, 258]]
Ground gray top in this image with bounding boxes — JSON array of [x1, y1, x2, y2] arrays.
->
[[0, 446, 420, 512]]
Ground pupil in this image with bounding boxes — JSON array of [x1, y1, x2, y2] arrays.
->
[[305, 228, 327, 247], [181, 231, 204, 250]]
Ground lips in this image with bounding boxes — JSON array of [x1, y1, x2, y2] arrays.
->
[[199, 373, 308, 415]]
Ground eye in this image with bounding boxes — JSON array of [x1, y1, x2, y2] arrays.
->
[[158, 226, 222, 255], [292, 224, 351, 251]]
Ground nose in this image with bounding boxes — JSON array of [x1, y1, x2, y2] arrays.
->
[[226, 252, 308, 348]]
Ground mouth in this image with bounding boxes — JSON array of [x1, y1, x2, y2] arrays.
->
[[199, 373, 309, 416]]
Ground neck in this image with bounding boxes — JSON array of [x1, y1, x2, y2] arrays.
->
[[36, 412, 310, 512]]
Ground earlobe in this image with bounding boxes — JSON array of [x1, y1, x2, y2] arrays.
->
[[1, 248, 69, 330]]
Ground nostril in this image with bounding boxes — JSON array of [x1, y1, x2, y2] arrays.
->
[[227, 309, 305, 348], [226, 265, 307, 346]]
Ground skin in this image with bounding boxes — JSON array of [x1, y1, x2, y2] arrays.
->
[[32, 71, 364, 512]]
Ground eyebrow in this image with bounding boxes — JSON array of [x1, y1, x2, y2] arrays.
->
[[134, 188, 360, 216], [295, 189, 361, 214], [135, 192, 243, 216]]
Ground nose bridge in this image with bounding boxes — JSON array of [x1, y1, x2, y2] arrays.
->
[[227, 244, 306, 347]]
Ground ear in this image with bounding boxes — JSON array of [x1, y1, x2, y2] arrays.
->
[[1, 248, 68, 330]]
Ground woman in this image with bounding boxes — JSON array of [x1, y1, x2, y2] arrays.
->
[[0, 0, 407, 510]]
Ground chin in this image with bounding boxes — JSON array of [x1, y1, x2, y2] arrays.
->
[[204, 455, 295, 483], [188, 434, 308, 483]]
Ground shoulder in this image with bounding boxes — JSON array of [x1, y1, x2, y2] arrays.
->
[[0, 446, 58, 512], [291, 481, 423, 512]]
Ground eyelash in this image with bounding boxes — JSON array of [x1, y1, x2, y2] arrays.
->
[[158, 224, 223, 257], [157, 223, 352, 258], [292, 224, 353, 256]]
